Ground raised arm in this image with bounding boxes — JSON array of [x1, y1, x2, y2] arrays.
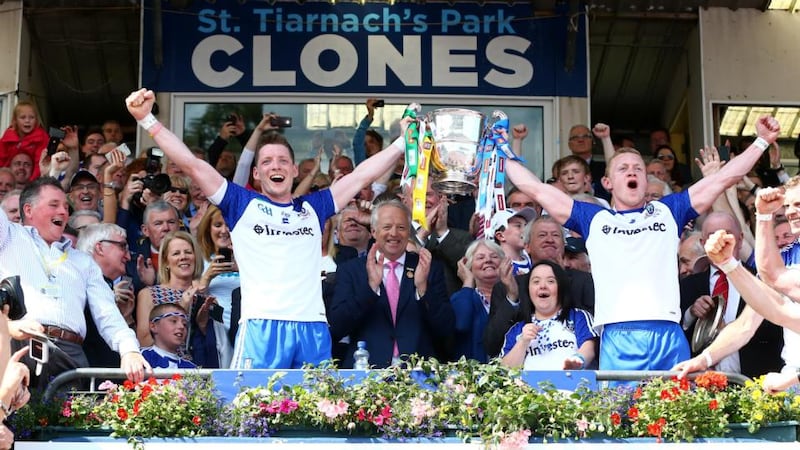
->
[[126, 89, 224, 198], [330, 120, 408, 210], [505, 160, 574, 224], [688, 116, 780, 214], [705, 229, 800, 333], [592, 123, 615, 163], [754, 187, 800, 297]]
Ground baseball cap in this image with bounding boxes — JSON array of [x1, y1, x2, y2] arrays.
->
[[69, 170, 99, 189], [564, 236, 587, 254], [489, 207, 538, 240]]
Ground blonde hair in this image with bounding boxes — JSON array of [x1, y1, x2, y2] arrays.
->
[[11, 101, 41, 136], [158, 230, 204, 283]]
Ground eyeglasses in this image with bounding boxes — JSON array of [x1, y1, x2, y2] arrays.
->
[[71, 183, 99, 192], [168, 187, 189, 195], [510, 202, 536, 209], [569, 134, 592, 141], [656, 154, 675, 161], [100, 239, 129, 252]]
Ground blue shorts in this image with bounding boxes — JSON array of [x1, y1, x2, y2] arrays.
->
[[231, 319, 332, 369], [600, 320, 690, 371]]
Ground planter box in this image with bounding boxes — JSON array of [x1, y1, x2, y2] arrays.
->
[[726, 421, 799, 442]]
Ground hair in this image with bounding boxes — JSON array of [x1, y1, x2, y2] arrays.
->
[[516, 260, 573, 324], [0, 188, 21, 207], [257, 132, 295, 163], [158, 230, 204, 284], [76, 222, 126, 254], [604, 147, 643, 177], [83, 127, 104, 144], [654, 144, 686, 186], [196, 205, 227, 260], [365, 129, 384, 148], [149, 302, 188, 322], [646, 174, 672, 197], [143, 200, 180, 226], [82, 151, 107, 168], [463, 239, 505, 270], [783, 175, 800, 191], [67, 210, 102, 231], [0, 167, 14, 180], [11, 101, 41, 135], [19, 177, 64, 225], [554, 155, 591, 177], [370, 199, 411, 231]]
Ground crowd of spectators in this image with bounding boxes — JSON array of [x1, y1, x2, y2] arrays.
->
[[0, 93, 799, 445]]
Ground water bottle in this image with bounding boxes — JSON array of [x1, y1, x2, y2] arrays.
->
[[353, 341, 370, 370]]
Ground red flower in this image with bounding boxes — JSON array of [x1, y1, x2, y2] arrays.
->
[[147, 377, 158, 385], [192, 416, 202, 426], [117, 408, 129, 420], [141, 384, 153, 400], [679, 377, 690, 391], [671, 386, 680, 398], [657, 417, 666, 426], [133, 399, 141, 416], [110, 394, 120, 404], [610, 412, 621, 426], [647, 420, 665, 438], [123, 380, 135, 391], [357, 408, 366, 422], [627, 407, 639, 421], [162, 379, 170, 386], [633, 387, 642, 400], [171, 374, 182, 381], [695, 371, 729, 392], [660, 389, 672, 401], [709, 399, 719, 411]]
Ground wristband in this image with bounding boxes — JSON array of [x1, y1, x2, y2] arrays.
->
[[717, 258, 740, 274], [701, 350, 713, 369], [753, 137, 770, 152], [756, 213, 773, 222], [572, 353, 586, 369], [137, 113, 158, 131], [148, 122, 164, 137]]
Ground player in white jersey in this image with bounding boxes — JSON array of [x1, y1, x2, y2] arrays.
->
[[126, 89, 409, 369], [504, 117, 780, 370]]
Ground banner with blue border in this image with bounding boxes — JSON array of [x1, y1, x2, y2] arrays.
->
[[141, 2, 587, 97]]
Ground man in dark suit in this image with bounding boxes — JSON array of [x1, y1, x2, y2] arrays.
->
[[679, 211, 783, 378], [328, 200, 454, 368], [483, 215, 596, 358]]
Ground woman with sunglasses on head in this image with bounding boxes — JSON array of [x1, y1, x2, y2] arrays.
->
[[165, 175, 192, 232], [654, 145, 693, 192]]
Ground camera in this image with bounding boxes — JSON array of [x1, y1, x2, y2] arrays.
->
[[373, 100, 385, 108], [192, 293, 224, 323], [142, 147, 171, 195], [47, 127, 65, 157], [270, 116, 292, 128], [0, 276, 25, 320], [226, 114, 237, 124]]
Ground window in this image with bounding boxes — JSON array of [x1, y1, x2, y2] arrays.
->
[[172, 94, 553, 181]]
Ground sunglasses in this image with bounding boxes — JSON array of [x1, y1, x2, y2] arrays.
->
[[169, 187, 189, 195], [656, 154, 675, 161]]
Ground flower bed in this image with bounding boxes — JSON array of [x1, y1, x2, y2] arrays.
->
[[11, 358, 800, 448]]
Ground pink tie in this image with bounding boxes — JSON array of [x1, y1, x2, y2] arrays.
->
[[386, 261, 400, 357]]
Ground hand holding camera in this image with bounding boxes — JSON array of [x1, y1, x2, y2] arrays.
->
[[192, 294, 223, 335]]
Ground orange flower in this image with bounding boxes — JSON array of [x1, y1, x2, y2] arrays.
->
[[627, 406, 639, 421], [171, 373, 182, 381], [117, 408, 129, 420], [123, 380, 135, 391], [709, 399, 719, 411], [610, 412, 621, 426], [695, 371, 728, 392], [192, 416, 202, 426], [633, 387, 642, 400]]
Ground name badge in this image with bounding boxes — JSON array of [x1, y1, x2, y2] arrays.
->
[[40, 284, 61, 299]]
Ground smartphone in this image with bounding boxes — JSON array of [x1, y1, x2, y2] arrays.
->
[[217, 247, 233, 263], [115, 275, 133, 289], [29, 336, 49, 364], [47, 127, 66, 156], [270, 116, 292, 128], [374, 100, 385, 108], [209, 304, 224, 323], [227, 114, 237, 124], [106, 143, 131, 163]]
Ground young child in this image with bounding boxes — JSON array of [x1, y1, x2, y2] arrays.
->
[[0, 101, 49, 179], [141, 303, 197, 369], [490, 207, 537, 275]]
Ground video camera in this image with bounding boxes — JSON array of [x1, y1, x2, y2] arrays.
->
[[0, 276, 25, 320]]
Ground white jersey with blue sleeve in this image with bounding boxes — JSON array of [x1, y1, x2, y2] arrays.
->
[[209, 181, 336, 323], [564, 192, 698, 328]]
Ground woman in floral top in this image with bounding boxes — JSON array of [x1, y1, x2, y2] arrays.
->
[[501, 260, 598, 370]]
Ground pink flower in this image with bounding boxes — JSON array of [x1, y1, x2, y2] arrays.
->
[[279, 398, 299, 414], [576, 417, 589, 433], [464, 393, 476, 406], [98, 380, 118, 391], [499, 429, 531, 450], [410, 397, 436, 425], [316, 398, 349, 419]]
